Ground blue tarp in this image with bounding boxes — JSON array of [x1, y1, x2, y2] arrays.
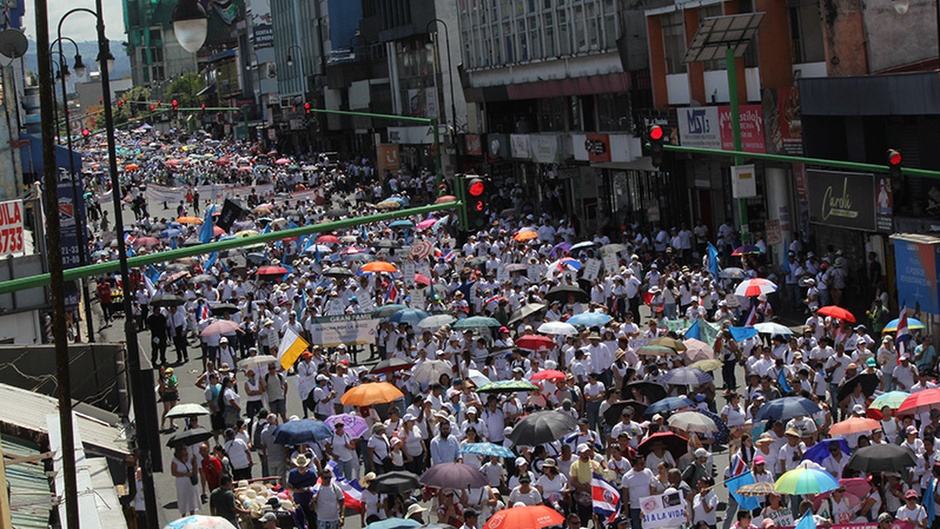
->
[[19, 133, 83, 176]]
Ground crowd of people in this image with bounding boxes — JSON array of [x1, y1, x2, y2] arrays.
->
[[80, 129, 938, 529]]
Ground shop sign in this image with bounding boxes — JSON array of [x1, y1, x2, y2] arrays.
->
[[530, 134, 562, 164], [892, 235, 940, 314], [510, 134, 531, 159], [465, 134, 482, 156], [876, 175, 893, 232], [678, 105, 765, 153], [486, 134, 509, 162], [376, 145, 400, 176], [677, 106, 721, 149], [573, 133, 611, 162], [761, 86, 803, 155], [719, 104, 765, 153], [806, 169, 876, 231]]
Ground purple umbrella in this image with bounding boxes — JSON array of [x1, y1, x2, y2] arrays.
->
[[325, 413, 368, 438], [419, 462, 489, 489], [549, 241, 572, 257]]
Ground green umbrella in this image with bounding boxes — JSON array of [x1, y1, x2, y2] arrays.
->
[[452, 316, 502, 329], [476, 380, 539, 394], [372, 304, 408, 319]]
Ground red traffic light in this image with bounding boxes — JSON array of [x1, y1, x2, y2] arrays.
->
[[468, 179, 485, 197], [888, 149, 902, 166], [304, 103, 311, 114], [81, 129, 89, 137], [201, 104, 206, 110], [649, 125, 664, 141], [149, 105, 155, 112], [172, 99, 178, 108]]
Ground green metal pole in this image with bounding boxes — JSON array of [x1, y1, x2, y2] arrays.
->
[[454, 173, 468, 231], [726, 46, 748, 239], [0, 201, 461, 295]]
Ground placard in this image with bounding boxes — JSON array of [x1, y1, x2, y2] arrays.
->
[[603, 253, 619, 274], [325, 298, 346, 315], [306, 314, 380, 347], [416, 261, 431, 277], [582, 259, 602, 281], [410, 288, 426, 310], [527, 263, 543, 280], [765, 219, 782, 245], [639, 491, 687, 529], [357, 293, 374, 313], [0, 199, 24, 256], [401, 260, 416, 285], [496, 266, 510, 284]]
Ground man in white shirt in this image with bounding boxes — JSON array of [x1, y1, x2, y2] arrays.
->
[[621, 455, 655, 529]]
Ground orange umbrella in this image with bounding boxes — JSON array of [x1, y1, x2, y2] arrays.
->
[[513, 230, 538, 242], [829, 417, 881, 435], [176, 216, 203, 224], [361, 261, 398, 273], [483, 505, 565, 529], [340, 382, 404, 406], [124, 163, 139, 171]]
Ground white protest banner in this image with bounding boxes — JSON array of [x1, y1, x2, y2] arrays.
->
[[603, 253, 619, 274], [0, 200, 24, 256], [306, 314, 380, 347], [325, 299, 346, 315], [640, 490, 687, 529], [410, 288, 426, 310], [401, 260, 416, 285], [582, 259, 602, 281], [496, 265, 510, 284], [527, 263, 543, 280], [357, 294, 374, 313]]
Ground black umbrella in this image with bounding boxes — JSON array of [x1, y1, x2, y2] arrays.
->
[[603, 400, 648, 425], [546, 285, 589, 303], [419, 463, 489, 489], [211, 303, 240, 316], [637, 432, 688, 460], [192, 274, 217, 285], [509, 303, 547, 325], [467, 256, 487, 267], [163, 263, 191, 273], [622, 381, 668, 403], [846, 444, 917, 473], [165, 427, 212, 447], [508, 410, 578, 446], [371, 471, 421, 494], [837, 373, 880, 403], [151, 293, 184, 308], [322, 266, 354, 278]]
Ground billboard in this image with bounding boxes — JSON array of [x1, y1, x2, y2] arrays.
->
[[893, 235, 940, 314], [678, 105, 765, 153], [806, 169, 876, 231]]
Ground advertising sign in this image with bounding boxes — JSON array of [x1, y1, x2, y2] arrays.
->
[[719, 104, 765, 153], [248, 0, 273, 49], [677, 106, 721, 149], [376, 145, 400, 177], [584, 134, 611, 163], [0, 199, 22, 257], [761, 86, 803, 155], [306, 313, 380, 347], [679, 105, 766, 153], [465, 134, 482, 156], [892, 235, 940, 314], [807, 169, 876, 231], [530, 134, 563, 164], [731, 164, 757, 198], [510, 134, 531, 159]]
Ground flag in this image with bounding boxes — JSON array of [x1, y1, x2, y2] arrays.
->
[[591, 473, 620, 523], [205, 252, 218, 269], [484, 294, 499, 306], [795, 512, 816, 529], [277, 327, 309, 371], [725, 471, 760, 510], [143, 272, 156, 296], [707, 242, 719, 277], [385, 283, 399, 303], [199, 303, 210, 322], [729, 454, 748, 477], [325, 461, 365, 513], [777, 367, 793, 394], [124, 232, 135, 246], [686, 319, 701, 341], [199, 205, 215, 244], [443, 249, 455, 262], [927, 476, 937, 525], [744, 304, 758, 326], [897, 305, 911, 364]]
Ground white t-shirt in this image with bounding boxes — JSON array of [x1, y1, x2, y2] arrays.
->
[[692, 490, 718, 526], [331, 432, 354, 462], [621, 467, 654, 508], [896, 504, 927, 526], [312, 481, 344, 521], [535, 473, 568, 498]]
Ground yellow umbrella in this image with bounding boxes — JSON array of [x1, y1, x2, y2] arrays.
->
[[690, 359, 722, 372], [235, 230, 259, 238], [340, 382, 404, 406]]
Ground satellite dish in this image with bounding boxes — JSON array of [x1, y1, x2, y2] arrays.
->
[[0, 29, 28, 59]]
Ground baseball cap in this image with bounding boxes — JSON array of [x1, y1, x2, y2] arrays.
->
[[576, 443, 592, 454], [754, 455, 766, 465], [906, 489, 920, 499], [694, 448, 710, 458], [259, 513, 277, 523]]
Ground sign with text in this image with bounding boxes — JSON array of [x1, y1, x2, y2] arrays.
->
[[807, 169, 876, 231], [306, 314, 380, 347], [731, 164, 757, 198], [679, 105, 766, 153], [401, 260, 416, 285], [892, 235, 940, 314], [719, 104, 765, 153], [510, 134, 531, 159], [640, 491, 687, 529], [677, 106, 721, 149], [603, 253, 619, 274], [0, 200, 24, 256], [376, 144, 400, 177], [582, 259, 602, 281], [584, 134, 611, 163], [410, 288, 426, 310]]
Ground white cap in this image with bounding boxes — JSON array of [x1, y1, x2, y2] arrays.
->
[[694, 448, 710, 458], [577, 443, 591, 454]]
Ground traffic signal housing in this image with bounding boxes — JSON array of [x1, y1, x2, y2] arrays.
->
[[648, 125, 665, 168], [304, 102, 311, 114], [888, 148, 905, 207], [171, 99, 179, 112], [465, 176, 488, 230]]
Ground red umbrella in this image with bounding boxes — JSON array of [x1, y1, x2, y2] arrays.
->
[[317, 235, 341, 244], [133, 236, 160, 246], [516, 335, 557, 352], [817, 305, 856, 323], [212, 226, 226, 235], [215, 158, 230, 165], [530, 369, 566, 382], [734, 278, 778, 297], [483, 505, 565, 529], [165, 159, 180, 167], [415, 273, 431, 286], [897, 388, 940, 416], [256, 266, 289, 276], [637, 431, 689, 460], [434, 195, 457, 204], [829, 417, 880, 435]]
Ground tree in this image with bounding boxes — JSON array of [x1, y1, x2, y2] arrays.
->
[[164, 72, 206, 109], [99, 85, 151, 129]]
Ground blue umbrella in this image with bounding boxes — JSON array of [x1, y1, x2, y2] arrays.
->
[[365, 518, 420, 529], [645, 397, 693, 416], [161, 228, 183, 238], [661, 367, 713, 386], [755, 396, 821, 422], [460, 442, 516, 458], [166, 221, 182, 228], [803, 438, 851, 465], [273, 419, 333, 445], [387, 308, 430, 324], [696, 409, 731, 446], [389, 220, 414, 228], [567, 312, 613, 326]]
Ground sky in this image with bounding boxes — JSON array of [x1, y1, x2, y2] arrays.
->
[[22, 0, 126, 42]]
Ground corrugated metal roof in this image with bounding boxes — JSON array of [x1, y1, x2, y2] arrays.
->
[[0, 384, 129, 459], [4, 437, 53, 529]]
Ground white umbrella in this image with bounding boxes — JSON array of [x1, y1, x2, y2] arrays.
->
[[412, 360, 454, 386], [537, 321, 578, 336], [239, 355, 279, 369], [200, 320, 241, 336], [734, 278, 778, 297], [166, 403, 212, 419], [753, 322, 794, 336], [467, 369, 492, 388], [667, 411, 718, 434], [417, 314, 457, 329]]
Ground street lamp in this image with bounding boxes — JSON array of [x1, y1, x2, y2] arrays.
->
[[891, 0, 939, 62], [172, 0, 209, 54], [286, 44, 305, 97], [426, 19, 459, 135]]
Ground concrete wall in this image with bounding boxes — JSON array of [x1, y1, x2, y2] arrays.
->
[[863, 0, 938, 72]]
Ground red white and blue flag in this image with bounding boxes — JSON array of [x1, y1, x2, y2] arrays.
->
[[744, 304, 758, 327], [324, 461, 364, 513], [729, 453, 748, 477], [443, 249, 456, 262], [199, 303, 210, 322], [484, 294, 500, 306], [897, 305, 911, 364], [385, 284, 399, 303], [592, 473, 621, 523]]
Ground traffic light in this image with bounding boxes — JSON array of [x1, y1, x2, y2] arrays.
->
[[888, 148, 905, 206], [648, 125, 665, 168], [171, 99, 179, 112], [304, 102, 311, 114], [81, 129, 89, 138], [465, 175, 488, 230], [201, 104, 206, 112], [149, 104, 155, 113]]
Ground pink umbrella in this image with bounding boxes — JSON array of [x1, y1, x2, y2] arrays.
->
[[416, 218, 438, 230], [213, 226, 226, 235], [215, 158, 230, 165], [275, 158, 290, 165], [165, 159, 181, 167], [415, 273, 431, 286], [237, 166, 252, 172], [200, 320, 240, 336]]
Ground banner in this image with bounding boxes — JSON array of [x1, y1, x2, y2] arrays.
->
[[306, 313, 380, 347], [731, 164, 757, 198], [678, 105, 765, 153], [892, 235, 940, 314], [376, 144, 400, 177], [762, 86, 803, 155], [677, 106, 721, 149], [0, 199, 24, 256], [639, 490, 687, 529], [806, 169, 876, 231], [779, 523, 914, 529], [530, 134, 563, 164], [510, 134, 531, 159]]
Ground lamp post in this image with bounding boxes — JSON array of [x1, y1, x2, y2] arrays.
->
[[52, 37, 95, 344], [426, 18, 459, 168], [286, 43, 305, 99]]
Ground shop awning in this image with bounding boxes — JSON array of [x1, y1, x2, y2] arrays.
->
[[18, 133, 83, 176]]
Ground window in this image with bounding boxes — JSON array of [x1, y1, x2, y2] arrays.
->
[[596, 93, 632, 131], [661, 11, 687, 74], [788, 0, 825, 63], [538, 97, 567, 131], [558, 8, 570, 55], [699, 5, 724, 71]]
